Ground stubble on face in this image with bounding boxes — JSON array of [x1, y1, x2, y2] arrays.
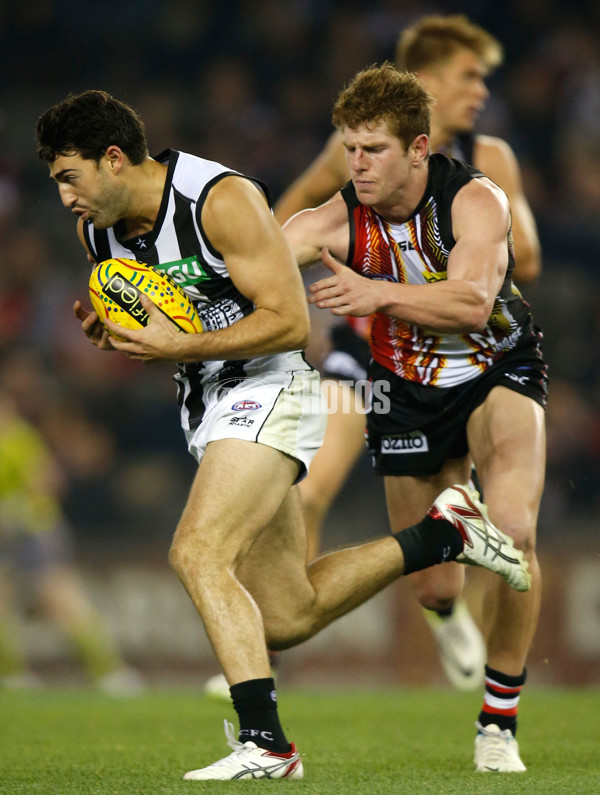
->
[[84, 165, 126, 229], [51, 153, 125, 230]]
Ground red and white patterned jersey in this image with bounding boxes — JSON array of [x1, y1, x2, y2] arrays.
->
[[342, 154, 533, 388]]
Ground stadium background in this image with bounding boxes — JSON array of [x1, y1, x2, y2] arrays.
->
[[1, 0, 599, 687]]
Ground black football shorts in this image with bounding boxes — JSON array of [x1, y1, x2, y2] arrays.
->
[[367, 328, 548, 476]]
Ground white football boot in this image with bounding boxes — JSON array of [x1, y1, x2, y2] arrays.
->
[[203, 672, 231, 702], [474, 722, 527, 772], [424, 599, 485, 691], [184, 720, 303, 781], [429, 485, 531, 592]]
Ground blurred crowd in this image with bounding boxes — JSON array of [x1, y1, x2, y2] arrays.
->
[[1, 0, 600, 560]]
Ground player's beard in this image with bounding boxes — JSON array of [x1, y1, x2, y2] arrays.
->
[[88, 171, 125, 230]]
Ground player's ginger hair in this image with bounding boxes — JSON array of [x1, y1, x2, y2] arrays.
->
[[331, 63, 435, 152], [396, 14, 503, 73]]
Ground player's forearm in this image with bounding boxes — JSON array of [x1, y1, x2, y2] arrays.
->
[[175, 306, 310, 362], [283, 226, 323, 272], [274, 184, 318, 225], [512, 234, 541, 285], [513, 253, 541, 285], [377, 280, 492, 333], [508, 197, 542, 284]]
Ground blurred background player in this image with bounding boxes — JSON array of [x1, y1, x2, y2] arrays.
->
[[274, 14, 541, 694], [0, 388, 143, 695]]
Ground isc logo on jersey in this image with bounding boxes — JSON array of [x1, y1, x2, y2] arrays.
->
[[157, 257, 210, 289], [381, 431, 429, 453]]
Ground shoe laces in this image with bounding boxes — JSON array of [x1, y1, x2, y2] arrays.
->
[[476, 721, 514, 739], [475, 720, 518, 760], [224, 719, 256, 754], [197, 720, 258, 770]]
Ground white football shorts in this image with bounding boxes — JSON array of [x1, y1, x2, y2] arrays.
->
[[184, 367, 326, 482]]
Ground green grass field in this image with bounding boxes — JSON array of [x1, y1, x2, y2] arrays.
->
[[3, 686, 599, 793]]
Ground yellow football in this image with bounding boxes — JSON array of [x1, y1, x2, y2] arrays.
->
[[89, 258, 203, 336]]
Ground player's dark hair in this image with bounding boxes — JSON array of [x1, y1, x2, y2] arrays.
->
[[332, 63, 433, 151], [36, 89, 148, 165]]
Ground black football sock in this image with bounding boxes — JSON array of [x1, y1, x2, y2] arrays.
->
[[393, 514, 464, 575], [478, 665, 527, 736], [230, 677, 291, 753]]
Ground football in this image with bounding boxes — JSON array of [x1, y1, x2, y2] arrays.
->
[[89, 258, 203, 336]]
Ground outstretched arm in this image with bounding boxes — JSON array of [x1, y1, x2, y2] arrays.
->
[[307, 248, 385, 316], [282, 194, 350, 272], [309, 178, 510, 334], [475, 135, 541, 284]]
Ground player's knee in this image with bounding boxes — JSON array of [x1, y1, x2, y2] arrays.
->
[[507, 524, 537, 558], [168, 535, 193, 582], [494, 513, 537, 557], [299, 481, 334, 518], [408, 567, 463, 612], [168, 526, 217, 582], [416, 588, 456, 613]]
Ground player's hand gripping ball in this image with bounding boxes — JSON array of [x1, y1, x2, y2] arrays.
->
[[89, 258, 203, 338]]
